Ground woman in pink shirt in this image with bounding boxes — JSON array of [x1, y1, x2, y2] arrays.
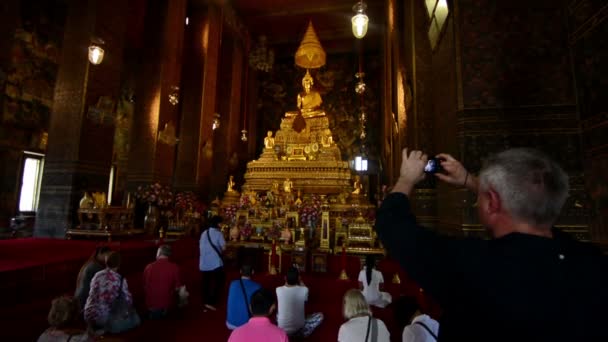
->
[[228, 288, 288, 342]]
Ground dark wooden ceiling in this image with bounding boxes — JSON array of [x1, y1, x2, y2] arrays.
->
[[231, 0, 386, 57]]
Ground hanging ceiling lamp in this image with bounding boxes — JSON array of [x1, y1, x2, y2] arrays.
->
[[88, 38, 105, 65], [352, 1, 369, 39]]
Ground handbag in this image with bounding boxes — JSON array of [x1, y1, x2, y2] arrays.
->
[[364, 316, 378, 342], [106, 276, 141, 333], [239, 279, 252, 318]]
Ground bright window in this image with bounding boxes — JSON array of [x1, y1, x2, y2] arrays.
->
[[425, 0, 450, 49], [107, 165, 116, 206], [18, 153, 44, 212]]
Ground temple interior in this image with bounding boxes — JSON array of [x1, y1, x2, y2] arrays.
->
[[0, 0, 606, 340]]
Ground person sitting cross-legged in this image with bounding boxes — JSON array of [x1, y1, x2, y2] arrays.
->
[[228, 288, 288, 342], [276, 267, 324, 338], [394, 296, 439, 342], [338, 289, 390, 342], [38, 296, 93, 342], [358, 255, 392, 308], [143, 245, 183, 319], [226, 264, 262, 330]]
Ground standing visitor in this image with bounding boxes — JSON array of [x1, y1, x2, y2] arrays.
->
[[226, 264, 262, 329], [376, 148, 608, 341], [338, 289, 390, 342], [199, 215, 226, 312], [358, 255, 392, 308]]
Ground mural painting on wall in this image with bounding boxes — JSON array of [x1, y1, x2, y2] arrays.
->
[[256, 53, 381, 162], [1, 1, 65, 132]]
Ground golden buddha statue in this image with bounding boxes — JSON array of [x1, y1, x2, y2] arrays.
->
[[283, 178, 293, 193], [352, 175, 363, 195], [297, 70, 323, 117], [264, 131, 275, 149], [227, 175, 236, 192]]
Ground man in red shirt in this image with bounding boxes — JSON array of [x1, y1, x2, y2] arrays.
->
[[143, 245, 182, 319]]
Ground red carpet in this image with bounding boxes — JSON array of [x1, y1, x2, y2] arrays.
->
[[0, 237, 440, 341]]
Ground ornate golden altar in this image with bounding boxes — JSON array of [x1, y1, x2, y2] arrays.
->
[[220, 22, 381, 255], [68, 207, 142, 241]]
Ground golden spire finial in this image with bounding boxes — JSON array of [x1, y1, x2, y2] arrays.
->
[[295, 21, 326, 69]]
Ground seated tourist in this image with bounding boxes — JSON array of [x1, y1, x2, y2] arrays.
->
[[74, 246, 111, 309], [338, 289, 390, 342], [394, 296, 439, 342], [226, 264, 262, 329], [228, 288, 288, 342], [358, 255, 392, 308], [143, 245, 183, 319], [84, 252, 140, 334], [276, 267, 323, 337], [38, 296, 92, 342]]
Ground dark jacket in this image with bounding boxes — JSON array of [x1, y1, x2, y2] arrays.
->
[[376, 192, 608, 342]]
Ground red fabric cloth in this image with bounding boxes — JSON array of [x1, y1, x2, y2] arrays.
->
[[143, 258, 181, 310]]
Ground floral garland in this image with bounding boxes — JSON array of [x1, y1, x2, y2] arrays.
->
[[135, 183, 173, 207], [240, 222, 253, 238], [299, 194, 322, 227]]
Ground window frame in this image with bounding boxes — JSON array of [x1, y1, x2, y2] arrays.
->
[[17, 151, 45, 214], [425, 0, 450, 50]]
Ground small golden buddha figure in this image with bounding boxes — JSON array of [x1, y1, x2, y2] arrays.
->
[[227, 175, 236, 192], [264, 131, 275, 149], [283, 178, 293, 193], [272, 180, 280, 194], [297, 70, 323, 117], [294, 190, 303, 206], [352, 175, 363, 195]]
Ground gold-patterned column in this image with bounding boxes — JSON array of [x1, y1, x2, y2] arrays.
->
[[35, 0, 128, 237], [127, 0, 186, 188]]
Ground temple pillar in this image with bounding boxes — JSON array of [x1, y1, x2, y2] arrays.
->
[[127, 0, 186, 188], [196, 5, 223, 198], [34, 0, 128, 237], [174, 8, 206, 191]]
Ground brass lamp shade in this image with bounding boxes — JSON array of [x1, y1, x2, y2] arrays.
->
[[295, 21, 326, 69]]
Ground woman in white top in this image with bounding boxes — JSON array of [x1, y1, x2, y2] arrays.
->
[[338, 289, 390, 342], [358, 255, 392, 308]]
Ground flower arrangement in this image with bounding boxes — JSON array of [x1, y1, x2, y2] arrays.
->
[[299, 194, 322, 227], [175, 191, 197, 210], [240, 222, 253, 239], [222, 204, 238, 223], [266, 221, 282, 240], [135, 183, 173, 207]]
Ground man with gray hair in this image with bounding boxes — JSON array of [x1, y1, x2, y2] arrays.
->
[[376, 148, 608, 341], [143, 244, 182, 319]]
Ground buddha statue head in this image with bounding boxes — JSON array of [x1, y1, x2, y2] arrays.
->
[[302, 71, 314, 93]]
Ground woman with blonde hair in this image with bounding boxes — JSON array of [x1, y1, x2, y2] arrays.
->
[[338, 289, 390, 342], [38, 296, 92, 341]]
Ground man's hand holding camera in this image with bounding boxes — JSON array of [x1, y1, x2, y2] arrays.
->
[[391, 148, 479, 196]]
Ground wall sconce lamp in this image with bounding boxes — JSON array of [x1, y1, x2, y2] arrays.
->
[[352, 1, 369, 39], [355, 72, 366, 94], [168, 86, 179, 106], [212, 113, 221, 130], [88, 38, 105, 65]]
